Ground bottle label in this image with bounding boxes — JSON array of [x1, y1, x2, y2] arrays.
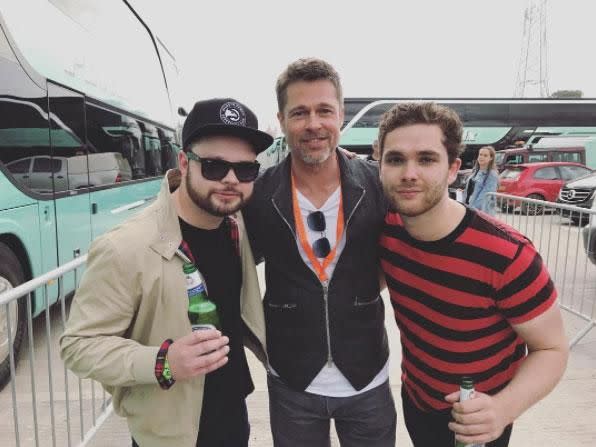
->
[[187, 284, 206, 296], [460, 387, 474, 401], [192, 324, 216, 331], [185, 271, 203, 289]]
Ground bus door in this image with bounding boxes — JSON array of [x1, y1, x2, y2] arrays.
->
[[48, 82, 91, 294]]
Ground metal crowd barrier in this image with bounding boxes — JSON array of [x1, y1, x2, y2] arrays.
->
[[0, 255, 113, 447], [491, 193, 596, 347]]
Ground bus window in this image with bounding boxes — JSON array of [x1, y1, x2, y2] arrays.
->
[[505, 154, 524, 165], [552, 151, 581, 163], [528, 153, 548, 163], [158, 128, 179, 171], [86, 105, 141, 182], [47, 84, 88, 192], [140, 122, 162, 177], [31, 156, 62, 192], [0, 70, 52, 195], [6, 158, 31, 173]]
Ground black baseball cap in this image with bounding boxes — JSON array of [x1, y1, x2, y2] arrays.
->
[[182, 98, 274, 154]]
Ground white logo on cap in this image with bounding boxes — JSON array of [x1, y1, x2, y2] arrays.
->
[[220, 102, 246, 126]]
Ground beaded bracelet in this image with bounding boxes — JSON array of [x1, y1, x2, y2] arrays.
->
[[155, 338, 175, 390]]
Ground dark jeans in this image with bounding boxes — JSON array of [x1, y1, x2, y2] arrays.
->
[[131, 399, 249, 447], [267, 374, 396, 447], [402, 387, 513, 447]]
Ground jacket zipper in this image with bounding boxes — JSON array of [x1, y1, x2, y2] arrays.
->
[[321, 280, 332, 366], [272, 187, 366, 368]]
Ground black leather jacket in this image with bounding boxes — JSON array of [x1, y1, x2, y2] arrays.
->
[[244, 150, 389, 391]]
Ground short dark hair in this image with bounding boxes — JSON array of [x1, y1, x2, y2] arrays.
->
[[378, 102, 464, 164], [276, 58, 343, 113]]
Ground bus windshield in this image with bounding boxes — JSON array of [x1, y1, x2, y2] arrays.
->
[[1, 0, 172, 124]]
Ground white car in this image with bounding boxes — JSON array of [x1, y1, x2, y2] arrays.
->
[[6, 153, 132, 192]]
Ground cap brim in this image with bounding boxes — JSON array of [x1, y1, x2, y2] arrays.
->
[[185, 124, 274, 154]]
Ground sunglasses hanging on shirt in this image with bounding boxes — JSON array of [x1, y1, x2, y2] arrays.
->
[[306, 211, 331, 258], [291, 174, 344, 283]]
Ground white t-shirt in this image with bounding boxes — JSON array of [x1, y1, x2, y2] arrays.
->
[[270, 187, 389, 397]]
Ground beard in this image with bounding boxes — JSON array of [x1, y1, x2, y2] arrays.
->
[[185, 169, 248, 217], [289, 132, 335, 166], [382, 180, 446, 218], [294, 145, 334, 165]]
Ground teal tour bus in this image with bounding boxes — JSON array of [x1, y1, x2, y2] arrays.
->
[[0, 0, 182, 389]]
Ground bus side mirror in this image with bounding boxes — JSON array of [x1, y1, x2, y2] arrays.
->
[[178, 107, 188, 117]]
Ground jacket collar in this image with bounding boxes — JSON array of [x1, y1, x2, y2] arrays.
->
[[150, 169, 184, 260], [271, 149, 364, 228]]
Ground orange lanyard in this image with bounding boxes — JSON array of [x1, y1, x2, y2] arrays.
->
[[291, 174, 344, 282]]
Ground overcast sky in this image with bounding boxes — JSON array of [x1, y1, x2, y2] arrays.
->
[[131, 0, 596, 132]]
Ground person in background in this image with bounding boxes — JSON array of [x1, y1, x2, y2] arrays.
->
[[244, 57, 396, 447], [377, 102, 568, 447], [60, 98, 271, 447], [463, 145, 499, 215], [367, 138, 381, 161]]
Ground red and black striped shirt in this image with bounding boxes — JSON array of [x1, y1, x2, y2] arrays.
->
[[380, 208, 556, 411]]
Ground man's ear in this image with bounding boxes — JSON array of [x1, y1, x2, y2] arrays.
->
[[448, 158, 462, 184], [277, 111, 286, 136], [178, 150, 189, 175]]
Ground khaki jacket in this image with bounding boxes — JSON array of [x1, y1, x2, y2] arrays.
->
[[60, 170, 266, 447]]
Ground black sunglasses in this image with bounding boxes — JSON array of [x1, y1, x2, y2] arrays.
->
[[186, 151, 260, 182], [307, 211, 331, 258]]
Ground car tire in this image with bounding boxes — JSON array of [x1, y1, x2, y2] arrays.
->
[[522, 194, 545, 215], [0, 242, 28, 392]]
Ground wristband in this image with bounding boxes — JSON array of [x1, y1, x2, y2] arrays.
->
[[155, 339, 175, 390]]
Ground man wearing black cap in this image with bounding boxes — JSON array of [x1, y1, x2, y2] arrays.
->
[[61, 98, 272, 447]]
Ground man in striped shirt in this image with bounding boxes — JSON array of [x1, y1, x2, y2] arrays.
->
[[377, 102, 568, 447]]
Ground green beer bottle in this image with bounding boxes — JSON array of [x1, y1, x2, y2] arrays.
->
[[455, 377, 485, 447], [183, 262, 221, 331]]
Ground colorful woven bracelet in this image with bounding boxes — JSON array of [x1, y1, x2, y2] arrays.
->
[[155, 338, 175, 390]]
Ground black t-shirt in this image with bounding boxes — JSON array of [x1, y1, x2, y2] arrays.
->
[[179, 218, 253, 441]]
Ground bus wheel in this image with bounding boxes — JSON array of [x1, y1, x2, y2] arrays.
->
[[0, 242, 28, 392]]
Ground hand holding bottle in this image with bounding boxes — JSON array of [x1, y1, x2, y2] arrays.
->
[[166, 329, 229, 381], [446, 383, 507, 446]]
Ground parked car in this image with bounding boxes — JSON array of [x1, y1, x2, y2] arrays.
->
[[6, 152, 132, 192], [556, 171, 596, 225], [498, 162, 593, 214], [583, 213, 596, 265]]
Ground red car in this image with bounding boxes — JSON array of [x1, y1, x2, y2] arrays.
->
[[498, 162, 593, 214]]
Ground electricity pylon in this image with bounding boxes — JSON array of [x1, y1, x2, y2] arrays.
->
[[514, 0, 550, 97]]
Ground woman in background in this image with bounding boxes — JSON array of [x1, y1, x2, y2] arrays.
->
[[464, 145, 499, 215]]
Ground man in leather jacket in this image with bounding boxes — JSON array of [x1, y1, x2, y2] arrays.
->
[[244, 58, 396, 447]]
